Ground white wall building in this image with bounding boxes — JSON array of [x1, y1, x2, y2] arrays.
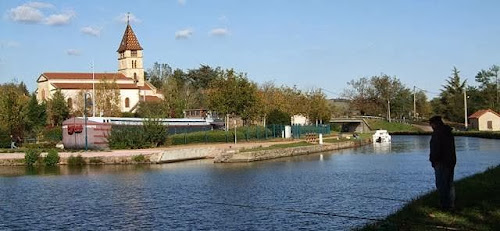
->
[[36, 21, 163, 113], [468, 109, 500, 131]]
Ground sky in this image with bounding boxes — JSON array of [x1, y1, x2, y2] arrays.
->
[[1, 0, 500, 99]]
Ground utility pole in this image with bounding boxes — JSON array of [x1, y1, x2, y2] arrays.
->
[[387, 100, 391, 122], [413, 86, 416, 120], [91, 60, 95, 117], [464, 86, 468, 130]]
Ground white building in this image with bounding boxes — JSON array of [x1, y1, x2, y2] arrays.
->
[[468, 109, 500, 131], [36, 21, 163, 113]]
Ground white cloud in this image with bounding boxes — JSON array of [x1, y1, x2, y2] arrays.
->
[[44, 10, 75, 25], [8, 4, 45, 23], [81, 26, 101, 37], [175, 29, 193, 39], [66, 49, 81, 56], [7, 2, 75, 26], [25, 2, 54, 9], [218, 15, 228, 22], [178, 0, 186, 5], [0, 41, 21, 48], [116, 13, 141, 24], [210, 28, 229, 36]]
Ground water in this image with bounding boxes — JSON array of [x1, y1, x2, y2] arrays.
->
[[1, 136, 499, 230]]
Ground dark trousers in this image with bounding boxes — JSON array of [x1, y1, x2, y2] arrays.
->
[[434, 164, 455, 209]]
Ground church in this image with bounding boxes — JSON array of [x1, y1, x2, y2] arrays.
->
[[35, 22, 164, 113]]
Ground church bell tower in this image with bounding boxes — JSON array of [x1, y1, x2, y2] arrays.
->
[[117, 17, 144, 86]]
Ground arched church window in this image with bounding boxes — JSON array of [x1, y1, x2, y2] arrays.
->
[[134, 73, 137, 83], [41, 89, 46, 100], [67, 98, 73, 108], [125, 98, 130, 108]]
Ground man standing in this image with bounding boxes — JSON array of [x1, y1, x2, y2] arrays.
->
[[429, 116, 456, 210]]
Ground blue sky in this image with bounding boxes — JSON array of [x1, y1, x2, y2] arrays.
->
[[1, 0, 499, 98]]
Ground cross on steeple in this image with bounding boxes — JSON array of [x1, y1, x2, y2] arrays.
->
[[127, 12, 130, 25]]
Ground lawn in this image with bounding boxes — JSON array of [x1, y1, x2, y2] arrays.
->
[[359, 165, 500, 231], [366, 119, 422, 132]]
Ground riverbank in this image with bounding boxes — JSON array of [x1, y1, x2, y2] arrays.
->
[[359, 165, 500, 231], [390, 130, 500, 139], [1, 138, 366, 166], [214, 139, 369, 163]]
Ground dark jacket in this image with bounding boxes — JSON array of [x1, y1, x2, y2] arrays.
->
[[429, 124, 456, 167]]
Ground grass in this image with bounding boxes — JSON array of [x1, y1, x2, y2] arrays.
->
[[240, 141, 314, 152], [359, 165, 500, 231], [366, 119, 422, 132]]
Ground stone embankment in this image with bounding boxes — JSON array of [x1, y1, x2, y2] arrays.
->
[[214, 140, 370, 163], [0, 140, 369, 166]]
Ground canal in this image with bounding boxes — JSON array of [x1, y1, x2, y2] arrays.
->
[[1, 135, 499, 230]]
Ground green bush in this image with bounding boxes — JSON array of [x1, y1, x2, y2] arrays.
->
[[132, 154, 147, 162], [168, 126, 272, 145], [67, 155, 86, 166], [89, 157, 104, 164], [44, 149, 60, 166], [25, 149, 41, 166], [267, 109, 291, 125], [43, 126, 62, 142], [143, 119, 168, 147], [108, 125, 147, 149], [0, 128, 10, 148]]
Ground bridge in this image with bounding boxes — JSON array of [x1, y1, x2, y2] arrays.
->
[[329, 117, 372, 133]]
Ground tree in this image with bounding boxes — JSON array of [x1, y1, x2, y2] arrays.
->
[[161, 70, 197, 118], [0, 83, 29, 137], [46, 89, 69, 126], [186, 65, 221, 89], [304, 89, 332, 124], [344, 74, 412, 120], [267, 109, 291, 125], [433, 67, 466, 123], [95, 78, 121, 117], [207, 69, 259, 124], [146, 62, 172, 90], [25, 93, 47, 133], [473, 65, 499, 111], [414, 90, 431, 119], [371, 74, 408, 122], [135, 101, 169, 118], [343, 77, 378, 116]]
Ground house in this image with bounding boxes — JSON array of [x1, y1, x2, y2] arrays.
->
[[468, 109, 500, 131], [36, 20, 163, 113]]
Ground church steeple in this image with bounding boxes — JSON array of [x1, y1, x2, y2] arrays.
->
[[117, 19, 144, 86]]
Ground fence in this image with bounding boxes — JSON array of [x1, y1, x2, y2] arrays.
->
[[169, 124, 331, 145], [291, 124, 331, 139]]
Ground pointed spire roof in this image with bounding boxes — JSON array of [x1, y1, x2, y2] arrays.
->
[[117, 23, 143, 52]]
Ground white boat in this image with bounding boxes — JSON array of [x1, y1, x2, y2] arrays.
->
[[372, 130, 391, 143]]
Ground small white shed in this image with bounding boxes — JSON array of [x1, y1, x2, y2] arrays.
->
[[468, 109, 500, 131]]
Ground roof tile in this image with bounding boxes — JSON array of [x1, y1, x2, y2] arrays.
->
[[42, 72, 129, 80], [468, 109, 500, 119], [117, 24, 143, 52]]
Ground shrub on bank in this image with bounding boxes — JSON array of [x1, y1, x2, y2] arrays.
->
[[132, 154, 148, 163], [168, 126, 272, 145], [68, 155, 86, 166], [25, 149, 41, 166], [108, 119, 168, 149], [89, 157, 104, 164], [44, 149, 60, 166], [108, 126, 147, 149], [43, 126, 62, 142]]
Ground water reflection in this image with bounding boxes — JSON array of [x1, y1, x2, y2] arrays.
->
[[0, 136, 499, 230]]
